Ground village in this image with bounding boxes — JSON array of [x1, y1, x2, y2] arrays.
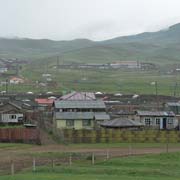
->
[[0, 89, 179, 144]]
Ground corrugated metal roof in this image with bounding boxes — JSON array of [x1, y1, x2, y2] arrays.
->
[[101, 119, 143, 128], [55, 112, 94, 120], [167, 102, 180, 106], [55, 112, 109, 120], [60, 92, 96, 100], [137, 111, 175, 117], [95, 114, 110, 120], [54, 100, 106, 109]]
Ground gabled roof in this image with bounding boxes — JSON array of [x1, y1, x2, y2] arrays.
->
[[101, 119, 143, 128], [54, 100, 106, 109], [136, 111, 175, 117], [59, 92, 96, 101], [35, 98, 54, 105]]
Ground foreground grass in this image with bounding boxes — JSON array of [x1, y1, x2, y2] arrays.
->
[[2, 152, 180, 179]]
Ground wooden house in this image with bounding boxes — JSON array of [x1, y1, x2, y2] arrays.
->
[[0, 102, 24, 124]]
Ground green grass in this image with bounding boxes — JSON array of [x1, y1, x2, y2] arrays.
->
[[67, 142, 180, 149], [2, 152, 180, 179], [0, 143, 32, 149], [16, 65, 180, 95], [0, 56, 178, 95]]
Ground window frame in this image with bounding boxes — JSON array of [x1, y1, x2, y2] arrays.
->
[[144, 118, 152, 126], [82, 119, 91, 127], [155, 118, 160, 125], [168, 118, 173, 125], [66, 120, 74, 127]]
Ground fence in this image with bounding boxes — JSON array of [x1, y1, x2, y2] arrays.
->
[[1, 144, 180, 176], [62, 129, 180, 143], [0, 128, 40, 144], [0, 151, 113, 175]]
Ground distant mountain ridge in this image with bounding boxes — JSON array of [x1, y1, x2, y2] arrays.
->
[[1, 23, 180, 64]]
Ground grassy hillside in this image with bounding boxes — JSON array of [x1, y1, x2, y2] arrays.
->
[[1, 23, 180, 64]]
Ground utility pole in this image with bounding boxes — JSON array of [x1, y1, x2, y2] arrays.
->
[[5, 79, 8, 94], [174, 82, 178, 97], [56, 56, 59, 73], [155, 81, 159, 111]]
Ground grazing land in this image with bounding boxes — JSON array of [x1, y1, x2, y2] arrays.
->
[[9, 65, 179, 95]]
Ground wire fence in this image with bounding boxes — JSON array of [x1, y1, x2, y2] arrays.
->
[[1, 144, 180, 176]]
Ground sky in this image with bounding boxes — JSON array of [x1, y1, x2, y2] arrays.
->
[[0, 0, 180, 41]]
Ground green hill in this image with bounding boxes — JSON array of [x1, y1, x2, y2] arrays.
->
[[1, 23, 180, 64]]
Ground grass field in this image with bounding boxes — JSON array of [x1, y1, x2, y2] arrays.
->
[[1, 152, 180, 180], [15, 65, 180, 95]]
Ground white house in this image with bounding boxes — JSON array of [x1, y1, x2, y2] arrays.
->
[[135, 111, 177, 130], [9, 77, 24, 84]]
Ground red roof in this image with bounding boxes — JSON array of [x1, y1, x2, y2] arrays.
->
[[35, 98, 54, 105]]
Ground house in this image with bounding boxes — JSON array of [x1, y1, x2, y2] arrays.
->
[[53, 92, 110, 129], [135, 111, 177, 130], [110, 110, 135, 121], [35, 98, 54, 111], [0, 102, 24, 124], [9, 77, 24, 84], [100, 118, 144, 130], [165, 102, 180, 115], [165, 102, 180, 129]]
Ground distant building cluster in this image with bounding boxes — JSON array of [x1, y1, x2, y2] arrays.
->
[[55, 61, 156, 70]]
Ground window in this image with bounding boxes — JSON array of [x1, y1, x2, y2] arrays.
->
[[156, 118, 160, 125], [168, 118, 173, 124], [66, 120, 74, 127], [18, 117, 23, 121], [145, 118, 151, 126], [9, 115, 16, 119], [83, 120, 91, 127]]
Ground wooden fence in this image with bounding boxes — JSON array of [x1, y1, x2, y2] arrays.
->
[[0, 128, 40, 144], [62, 129, 180, 143]]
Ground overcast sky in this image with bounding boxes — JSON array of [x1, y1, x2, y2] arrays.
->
[[0, 0, 180, 41]]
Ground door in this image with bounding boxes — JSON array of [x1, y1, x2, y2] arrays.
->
[[163, 118, 167, 130]]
